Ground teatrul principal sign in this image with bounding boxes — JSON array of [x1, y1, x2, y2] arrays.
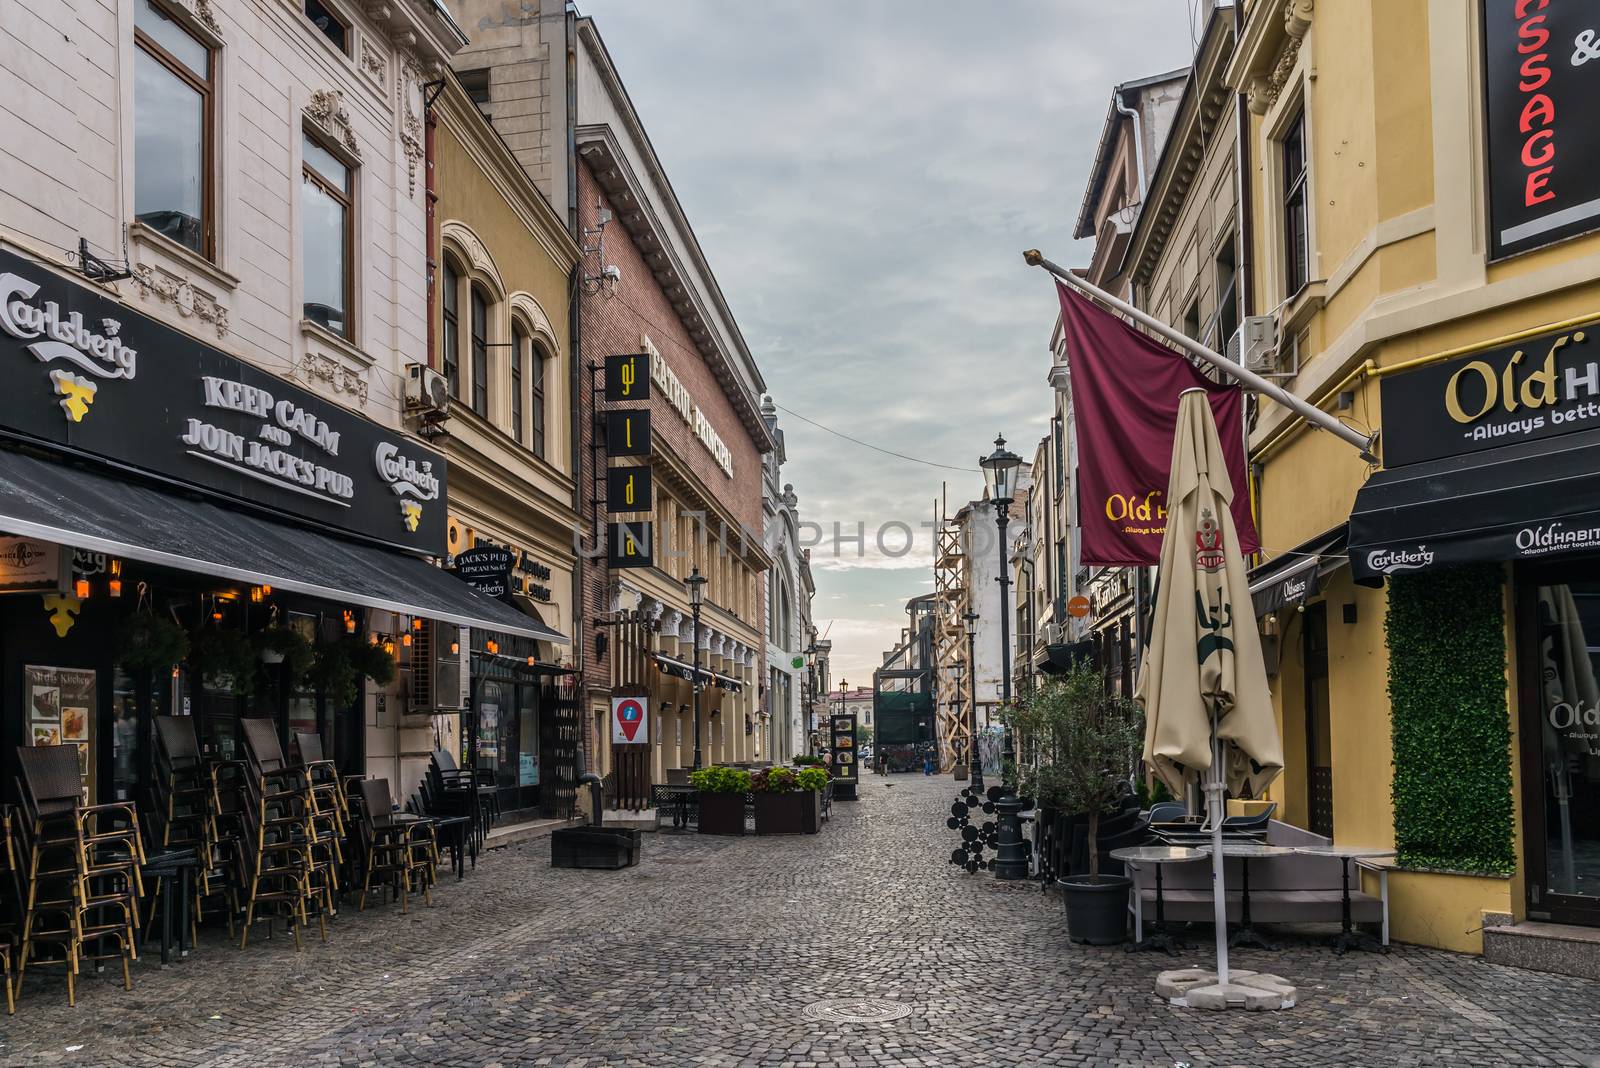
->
[[1482, 0, 1600, 259], [0, 248, 446, 554]]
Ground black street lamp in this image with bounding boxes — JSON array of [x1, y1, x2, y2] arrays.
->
[[964, 609, 982, 790], [980, 433, 1027, 881], [686, 566, 707, 770]]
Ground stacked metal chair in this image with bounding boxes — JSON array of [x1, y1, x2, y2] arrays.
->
[[234, 719, 334, 949], [353, 778, 435, 914], [293, 731, 349, 844], [148, 717, 228, 940], [13, 744, 144, 1007], [2, 805, 20, 1015]]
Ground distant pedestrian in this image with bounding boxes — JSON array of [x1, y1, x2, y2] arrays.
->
[[922, 752, 933, 776]]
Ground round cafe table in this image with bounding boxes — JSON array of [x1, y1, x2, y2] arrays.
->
[[1294, 845, 1397, 954], [1110, 845, 1209, 955], [1203, 842, 1296, 950]]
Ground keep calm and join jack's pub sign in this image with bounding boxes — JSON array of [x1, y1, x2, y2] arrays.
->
[[0, 247, 448, 554]]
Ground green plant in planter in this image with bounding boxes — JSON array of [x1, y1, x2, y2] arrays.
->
[[310, 637, 397, 707], [253, 625, 315, 682], [793, 766, 829, 793], [1004, 666, 1142, 883], [188, 626, 256, 697], [752, 766, 798, 793], [117, 614, 189, 674], [792, 755, 823, 767], [688, 765, 751, 793]]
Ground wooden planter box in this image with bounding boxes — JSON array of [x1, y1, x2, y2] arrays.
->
[[754, 790, 821, 835], [697, 791, 746, 835]]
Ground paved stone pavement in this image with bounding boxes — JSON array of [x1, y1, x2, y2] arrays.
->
[[3, 775, 1599, 1067]]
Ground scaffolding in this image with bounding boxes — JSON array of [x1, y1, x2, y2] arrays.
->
[[932, 488, 968, 772]]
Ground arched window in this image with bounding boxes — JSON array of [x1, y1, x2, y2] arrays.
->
[[470, 286, 489, 418], [510, 322, 526, 445], [530, 338, 548, 458], [778, 581, 792, 650], [441, 257, 462, 399]]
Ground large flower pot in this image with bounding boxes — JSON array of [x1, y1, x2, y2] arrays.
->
[[1059, 875, 1132, 945], [697, 791, 746, 835], [754, 790, 821, 835]]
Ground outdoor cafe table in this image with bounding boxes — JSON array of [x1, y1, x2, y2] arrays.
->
[[1110, 845, 1208, 955], [1203, 842, 1297, 950], [1293, 844, 1397, 954]]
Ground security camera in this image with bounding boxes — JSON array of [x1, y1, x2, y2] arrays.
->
[[602, 264, 622, 283]]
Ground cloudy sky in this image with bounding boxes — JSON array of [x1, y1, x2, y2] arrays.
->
[[578, 0, 1200, 683]]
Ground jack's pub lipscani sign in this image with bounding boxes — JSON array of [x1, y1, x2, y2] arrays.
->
[[1483, 0, 1600, 260], [0, 248, 447, 554]]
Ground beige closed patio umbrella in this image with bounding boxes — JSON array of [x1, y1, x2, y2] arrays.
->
[[1138, 388, 1287, 1008]]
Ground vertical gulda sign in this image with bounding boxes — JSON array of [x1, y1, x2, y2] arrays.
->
[[1482, 0, 1600, 259], [604, 353, 654, 569], [0, 247, 447, 553]]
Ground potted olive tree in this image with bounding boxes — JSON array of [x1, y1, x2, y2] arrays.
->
[[752, 765, 827, 835], [1007, 667, 1143, 945], [688, 765, 750, 835]]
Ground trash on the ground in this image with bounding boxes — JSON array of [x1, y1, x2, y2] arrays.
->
[[65, 1046, 83, 1052]]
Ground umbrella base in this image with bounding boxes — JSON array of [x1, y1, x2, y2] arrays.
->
[[1156, 968, 1297, 1011]]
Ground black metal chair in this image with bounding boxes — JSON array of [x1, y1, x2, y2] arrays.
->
[[354, 780, 433, 913]]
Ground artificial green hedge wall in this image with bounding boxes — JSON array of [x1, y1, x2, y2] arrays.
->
[[1386, 565, 1515, 874]]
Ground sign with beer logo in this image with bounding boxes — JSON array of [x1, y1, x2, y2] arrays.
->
[[452, 546, 514, 599], [1482, 0, 1600, 260], [0, 248, 447, 553], [604, 353, 650, 401], [611, 695, 649, 744], [606, 464, 652, 513], [1055, 282, 1257, 566], [607, 521, 654, 569], [1380, 323, 1598, 466], [605, 409, 651, 457]]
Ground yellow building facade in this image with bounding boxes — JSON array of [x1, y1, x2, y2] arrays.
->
[[1229, 0, 1600, 952]]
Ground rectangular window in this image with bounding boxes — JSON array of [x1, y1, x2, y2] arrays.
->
[[134, 0, 213, 257], [511, 326, 525, 444], [531, 344, 547, 458], [1215, 239, 1239, 349], [442, 260, 460, 398], [303, 0, 348, 53], [470, 288, 488, 418], [1282, 110, 1310, 296], [302, 133, 353, 337]]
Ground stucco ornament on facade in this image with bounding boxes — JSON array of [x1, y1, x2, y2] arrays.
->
[[131, 264, 228, 338], [304, 90, 362, 160], [397, 60, 429, 198], [360, 40, 387, 82], [299, 350, 370, 406], [1247, 0, 1314, 115]]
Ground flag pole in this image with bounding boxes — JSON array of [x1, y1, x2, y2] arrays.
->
[[1023, 250, 1379, 464]]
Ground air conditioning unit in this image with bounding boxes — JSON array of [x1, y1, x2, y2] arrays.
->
[[1236, 315, 1282, 375], [407, 621, 469, 713], [1041, 621, 1064, 644], [404, 363, 451, 415]]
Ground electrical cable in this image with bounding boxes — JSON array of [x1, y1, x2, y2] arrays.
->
[[771, 404, 979, 474]]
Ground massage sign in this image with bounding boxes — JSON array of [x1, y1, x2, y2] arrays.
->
[[1483, 0, 1600, 259], [0, 246, 448, 553]]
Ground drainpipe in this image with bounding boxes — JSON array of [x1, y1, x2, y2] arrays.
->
[[1114, 89, 1147, 203]]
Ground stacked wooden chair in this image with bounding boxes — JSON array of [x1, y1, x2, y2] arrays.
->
[[233, 719, 335, 950], [13, 744, 144, 1007]]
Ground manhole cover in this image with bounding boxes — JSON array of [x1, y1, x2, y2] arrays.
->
[[800, 998, 914, 1024]]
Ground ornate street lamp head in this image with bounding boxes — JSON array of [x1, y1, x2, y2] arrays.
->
[[685, 566, 707, 608], [963, 609, 979, 636], [980, 434, 1023, 506]]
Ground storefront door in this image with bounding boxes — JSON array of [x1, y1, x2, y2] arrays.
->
[[1303, 603, 1334, 839], [1518, 564, 1600, 926]]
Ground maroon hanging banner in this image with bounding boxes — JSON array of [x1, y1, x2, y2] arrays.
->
[[1056, 281, 1259, 566]]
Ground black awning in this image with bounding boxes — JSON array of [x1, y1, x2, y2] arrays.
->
[[651, 652, 743, 692], [0, 447, 567, 643], [1038, 640, 1095, 676], [1248, 527, 1346, 616], [1349, 427, 1600, 584]]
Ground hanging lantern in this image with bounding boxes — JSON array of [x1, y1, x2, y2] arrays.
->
[[382, 638, 396, 656], [485, 638, 499, 655], [249, 585, 264, 604], [73, 577, 91, 599], [449, 639, 461, 655], [108, 560, 123, 598], [343, 610, 356, 634], [526, 655, 535, 667], [368, 632, 379, 646], [211, 610, 223, 622], [411, 617, 423, 633], [401, 632, 413, 648]]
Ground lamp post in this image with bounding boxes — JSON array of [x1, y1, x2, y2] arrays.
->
[[686, 566, 707, 770], [980, 433, 1028, 881], [964, 609, 982, 790]]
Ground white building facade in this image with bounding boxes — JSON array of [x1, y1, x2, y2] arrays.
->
[[761, 396, 809, 764]]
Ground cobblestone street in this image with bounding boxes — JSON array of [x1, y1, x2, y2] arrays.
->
[[2, 776, 1597, 1067]]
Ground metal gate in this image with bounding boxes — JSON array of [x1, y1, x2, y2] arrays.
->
[[541, 686, 579, 819]]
